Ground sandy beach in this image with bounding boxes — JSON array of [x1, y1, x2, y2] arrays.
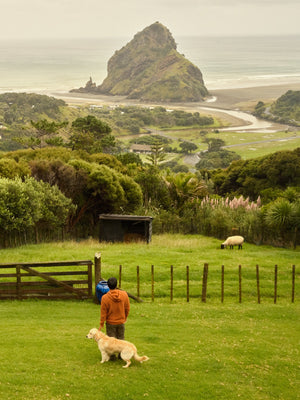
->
[[208, 82, 300, 110], [52, 82, 300, 131], [55, 82, 300, 110]]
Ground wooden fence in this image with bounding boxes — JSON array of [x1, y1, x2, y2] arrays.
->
[[97, 259, 297, 303], [0, 255, 297, 303], [0, 260, 93, 300]]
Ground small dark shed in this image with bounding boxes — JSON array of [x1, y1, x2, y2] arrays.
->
[[99, 214, 153, 243]]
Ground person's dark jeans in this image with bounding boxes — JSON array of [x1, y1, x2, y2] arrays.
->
[[106, 323, 125, 340], [106, 323, 125, 360]]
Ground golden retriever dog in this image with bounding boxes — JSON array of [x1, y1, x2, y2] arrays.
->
[[86, 328, 149, 368]]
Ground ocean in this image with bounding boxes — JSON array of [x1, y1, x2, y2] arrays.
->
[[0, 35, 299, 95]]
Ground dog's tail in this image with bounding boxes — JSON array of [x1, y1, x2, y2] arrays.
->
[[134, 354, 149, 363]]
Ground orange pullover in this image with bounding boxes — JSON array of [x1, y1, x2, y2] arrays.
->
[[100, 289, 130, 329]]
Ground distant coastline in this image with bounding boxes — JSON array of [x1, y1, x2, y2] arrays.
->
[[1, 35, 299, 96], [53, 82, 300, 110], [0, 34, 299, 131]]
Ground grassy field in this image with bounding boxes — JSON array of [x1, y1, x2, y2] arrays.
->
[[128, 126, 300, 168], [0, 235, 298, 303], [1, 300, 299, 400], [0, 235, 299, 400], [157, 128, 300, 160]]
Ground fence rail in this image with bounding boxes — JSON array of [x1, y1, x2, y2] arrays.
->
[[98, 260, 297, 303], [0, 261, 93, 300]]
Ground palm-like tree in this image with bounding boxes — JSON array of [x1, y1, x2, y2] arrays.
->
[[291, 200, 300, 248], [164, 172, 208, 210], [265, 198, 300, 247], [265, 199, 293, 228]]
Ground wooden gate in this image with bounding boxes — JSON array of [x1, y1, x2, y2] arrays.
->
[[0, 261, 93, 300]]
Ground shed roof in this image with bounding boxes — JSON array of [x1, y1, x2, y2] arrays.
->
[[99, 214, 153, 221]]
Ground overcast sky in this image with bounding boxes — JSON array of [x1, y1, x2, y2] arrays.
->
[[1, 0, 300, 40]]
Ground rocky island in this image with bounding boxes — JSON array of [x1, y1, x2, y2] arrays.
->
[[71, 22, 208, 102]]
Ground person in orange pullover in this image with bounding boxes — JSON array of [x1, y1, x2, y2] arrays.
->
[[99, 277, 130, 341]]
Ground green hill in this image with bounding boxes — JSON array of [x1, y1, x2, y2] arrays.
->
[[254, 90, 300, 126], [0, 92, 66, 124]]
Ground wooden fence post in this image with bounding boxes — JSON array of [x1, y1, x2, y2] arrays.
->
[[274, 265, 278, 304], [88, 261, 93, 297], [201, 263, 208, 303], [186, 265, 190, 303], [239, 265, 242, 303], [119, 265, 122, 288], [137, 265, 140, 298], [151, 265, 154, 302], [221, 265, 224, 303], [256, 264, 261, 304], [16, 265, 22, 300], [292, 265, 295, 303], [170, 265, 173, 302], [94, 252, 101, 287]]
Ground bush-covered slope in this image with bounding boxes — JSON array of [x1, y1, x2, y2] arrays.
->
[[0, 92, 66, 124], [254, 90, 300, 126]]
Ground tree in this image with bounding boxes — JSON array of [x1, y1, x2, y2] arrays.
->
[[265, 199, 293, 228], [67, 160, 142, 231], [118, 175, 143, 212], [259, 150, 300, 187], [14, 119, 67, 149], [29, 159, 87, 200], [179, 141, 198, 154], [0, 177, 75, 246], [196, 149, 240, 170], [212, 149, 300, 199], [291, 200, 300, 248], [69, 115, 114, 153], [116, 153, 143, 167], [135, 166, 171, 210], [203, 137, 226, 152], [71, 115, 111, 136], [254, 101, 266, 117], [0, 158, 30, 179], [27, 178, 76, 232], [164, 172, 208, 210], [146, 139, 166, 166], [265, 190, 300, 248]]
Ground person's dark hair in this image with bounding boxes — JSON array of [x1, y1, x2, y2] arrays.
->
[[107, 277, 117, 289]]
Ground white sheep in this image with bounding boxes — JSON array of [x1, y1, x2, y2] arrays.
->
[[221, 235, 244, 249]]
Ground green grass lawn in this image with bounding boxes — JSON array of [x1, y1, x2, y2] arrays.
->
[[0, 235, 299, 399], [0, 300, 299, 400]]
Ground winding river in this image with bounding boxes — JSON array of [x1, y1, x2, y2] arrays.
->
[[198, 105, 279, 133]]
